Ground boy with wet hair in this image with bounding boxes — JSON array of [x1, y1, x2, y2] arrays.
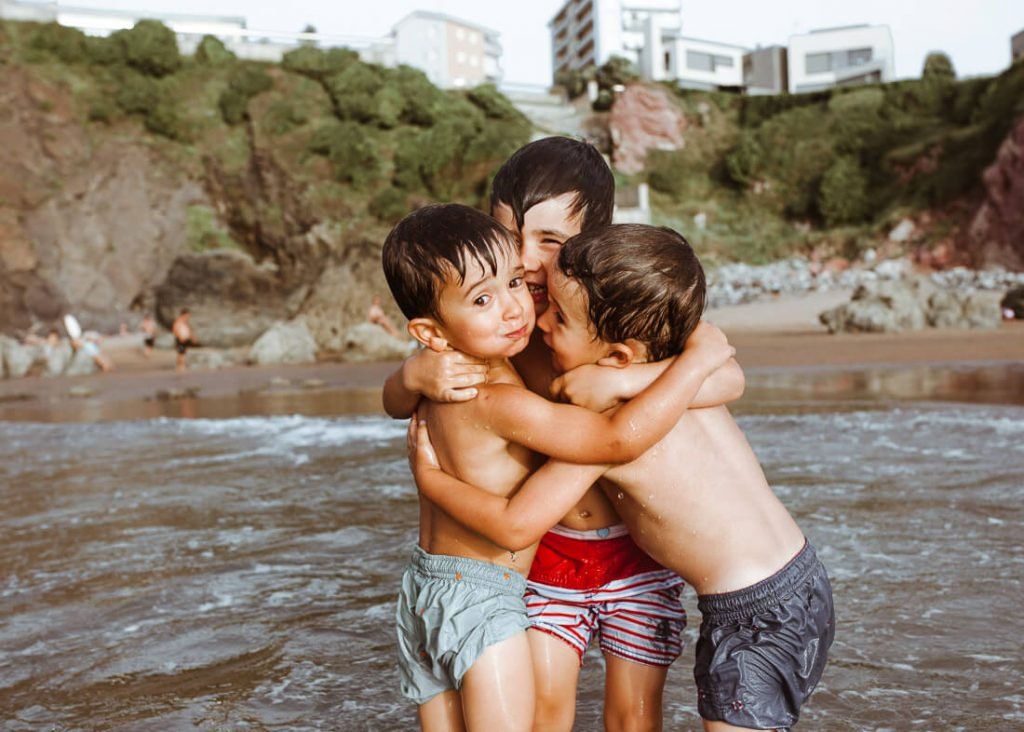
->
[[382, 204, 734, 732], [412, 224, 835, 732], [383, 136, 745, 731]]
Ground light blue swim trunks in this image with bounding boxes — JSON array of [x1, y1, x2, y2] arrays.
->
[[396, 546, 529, 704]]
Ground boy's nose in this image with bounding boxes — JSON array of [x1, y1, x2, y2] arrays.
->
[[502, 292, 524, 320], [520, 240, 542, 273]]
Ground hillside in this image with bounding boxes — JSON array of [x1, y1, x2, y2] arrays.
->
[[1, 18, 1021, 351], [0, 19, 531, 346], [627, 57, 1024, 269]]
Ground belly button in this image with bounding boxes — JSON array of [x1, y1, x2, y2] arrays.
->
[[577, 509, 591, 519]]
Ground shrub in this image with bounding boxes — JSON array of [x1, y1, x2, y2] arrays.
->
[[84, 34, 122, 65], [465, 83, 525, 121], [218, 64, 274, 125], [261, 98, 309, 136], [368, 187, 409, 223], [308, 121, 381, 188], [29, 22, 88, 63], [554, 67, 588, 99], [388, 65, 444, 126], [325, 62, 385, 123], [829, 87, 885, 155], [645, 149, 689, 196], [282, 46, 358, 80], [195, 35, 234, 66], [819, 156, 871, 226], [724, 131, 763, 186], [110, 20, 181, 77], [144, 99, 188, 140], [115, 69, 160, 114], [595, 55, 638, 89]]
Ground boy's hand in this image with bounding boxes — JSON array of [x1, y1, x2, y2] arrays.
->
[[407, 409, 441, 481], [403, 341, 488, 403], [685, 321, 735, 372], [550, 364, 627, 412]]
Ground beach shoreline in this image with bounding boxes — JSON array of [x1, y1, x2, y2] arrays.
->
[[2, 293, 1021, 422]]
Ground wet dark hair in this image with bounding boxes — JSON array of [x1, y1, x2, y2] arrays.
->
[[382, 203, 520, 321], [490, 136, 614, 233], [557, 225, 706, 362]]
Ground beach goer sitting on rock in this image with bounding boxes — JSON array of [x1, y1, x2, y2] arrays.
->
[[367, 294, 402, 338], [412, 224, 835, 732], [382, 203, 732, 731]]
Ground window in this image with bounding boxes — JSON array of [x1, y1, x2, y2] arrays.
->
[[847, 47, 872, 66], [686, 50, 732, 72], [806, 52, 832, 74], [686, 50, 713, 71], [664, 50, 671, 72]]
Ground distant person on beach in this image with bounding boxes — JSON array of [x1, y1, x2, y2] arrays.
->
[[140, 312, 157, 357], [412, 224, 836, 732], [381, 137, 745, 731], [367, 294, 402, 338], [382, 204, 733, 731], [73, 332, 114, 372], [172, 309, 196, 372]]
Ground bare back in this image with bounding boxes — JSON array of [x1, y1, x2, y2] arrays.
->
[[602, 406, 805, 595], [420, 361, 544, 575]]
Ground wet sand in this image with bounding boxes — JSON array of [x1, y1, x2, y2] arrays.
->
[[1, 293, 1021, 422]]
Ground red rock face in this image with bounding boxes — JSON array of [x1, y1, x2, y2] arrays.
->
[[608, 84, 688, 175], [963, 116, 1024, 271]]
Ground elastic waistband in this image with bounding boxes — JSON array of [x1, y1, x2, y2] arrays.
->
[[411, 546, 526, 594], [546, 523, 629, 541], [697, 540, 820, 622]]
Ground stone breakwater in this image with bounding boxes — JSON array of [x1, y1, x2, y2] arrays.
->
[[707, 258, 1024, 309]]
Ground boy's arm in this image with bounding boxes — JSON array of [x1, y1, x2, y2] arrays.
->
[[482, 321, 734, 464], [552, 357, 745, 413], [409, 414, 608, 551], [381, 341, 489, 418]]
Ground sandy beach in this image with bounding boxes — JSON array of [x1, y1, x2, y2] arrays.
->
[[1, 290, 1020, 421]]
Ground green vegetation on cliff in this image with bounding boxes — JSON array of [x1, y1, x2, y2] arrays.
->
[[0, 17, 532, 234], [643, 53, 1024, 263]]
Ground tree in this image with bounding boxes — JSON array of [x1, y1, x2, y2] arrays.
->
[[922, 52, 955, 83]]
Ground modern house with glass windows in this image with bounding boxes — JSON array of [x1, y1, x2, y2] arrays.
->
[[786, 24, 894, 93]]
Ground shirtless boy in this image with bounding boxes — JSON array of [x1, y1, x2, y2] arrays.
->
[[412, 224, 836, 732], [382, 204, 734, 732], [383, 137, 745, 731]]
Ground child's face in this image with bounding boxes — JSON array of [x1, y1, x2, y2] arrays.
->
[[433, 248, 535, 361], [492, 192, 583, 316], [536, 268, 608, 374]]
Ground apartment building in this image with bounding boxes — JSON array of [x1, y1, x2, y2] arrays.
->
[[549, 0, 682, 80], [787, 24, 894, 93], [393, 11, 501, 89]]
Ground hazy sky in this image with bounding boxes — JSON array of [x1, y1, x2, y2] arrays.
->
[[68, 0, 1024, 85]]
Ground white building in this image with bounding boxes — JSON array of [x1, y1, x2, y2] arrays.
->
[[393, 11, 501, 88], [549, 0, 681, 81], [787, 24, 894, 93], [652, 34, 747, 89], [0, 1, 501, 89]]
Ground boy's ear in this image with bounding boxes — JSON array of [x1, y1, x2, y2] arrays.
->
[[408, 318, 448, 352], [597, 341, 638, 368]]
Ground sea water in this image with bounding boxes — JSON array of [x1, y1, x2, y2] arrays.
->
[[1, 364, 1022, 730]]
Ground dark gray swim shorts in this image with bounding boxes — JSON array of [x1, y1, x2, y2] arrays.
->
[[694, 540, 835, 731]]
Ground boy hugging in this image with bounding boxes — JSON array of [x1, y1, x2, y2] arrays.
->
[[382, 204, 733, 731], [410, 222, 836, 732]]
